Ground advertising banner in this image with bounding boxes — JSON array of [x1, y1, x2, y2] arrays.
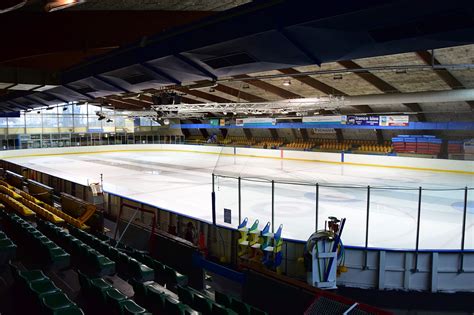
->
[[380, 115, 409, 126], [342, 115, 380, 126], [241, 118, 276, 126], [302, 115, 342, 124]]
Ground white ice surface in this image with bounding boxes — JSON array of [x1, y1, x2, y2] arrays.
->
[[5, 150, 473, 250]]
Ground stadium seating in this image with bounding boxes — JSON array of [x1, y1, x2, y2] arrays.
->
[[10, 262, 84, 314], [285, 139, 316, 150], [69, 226, 154, 282], [77, 270, 149, 314], [0, 228, 17, 268], [37, 220, 115, 277], [0, 210, 70, 269]]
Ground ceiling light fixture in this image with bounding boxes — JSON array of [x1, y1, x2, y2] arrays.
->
[[163, 118, 170, 125], [283, 80, 291, 86], [44, 0, 86, 12], [333, 74, 343, 80], [242, 84, 250, 89]]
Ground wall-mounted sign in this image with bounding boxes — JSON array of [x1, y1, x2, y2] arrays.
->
[[342, 115, 380, 126], [379, 115, 409, 126], [209, 119, 219, 126], [303, 115, 342, 124], [224, 208, 232, 224]]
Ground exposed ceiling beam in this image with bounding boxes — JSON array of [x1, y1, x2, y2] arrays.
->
[[105, 97, 144, 109], [416, 51, 474, 110], [337, 60, 427, 121], [279, 67, 377, 114], [279, 68, 346, 96], [337, 60, 398, 93], [108, 97, 148, 109], [233, 74, 302, 99], [214, 84, 266, 102], [182, 89, 234, 103]]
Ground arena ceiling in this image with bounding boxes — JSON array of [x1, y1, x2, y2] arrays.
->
[[0, 0, 473, 125]]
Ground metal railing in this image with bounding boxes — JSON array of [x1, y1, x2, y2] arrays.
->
[[212, 173, 473, 258]]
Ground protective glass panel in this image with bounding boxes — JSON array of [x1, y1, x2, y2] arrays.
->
[[240, 178, 272, 233], [318, 185, 367, 247], [215, 176, 239, 228], [419, 189, 466, 250], [369, 188, 419, 249], [274, 182, 316, 241]]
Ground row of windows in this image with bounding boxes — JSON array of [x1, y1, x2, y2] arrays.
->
[[0, 105, 161, 129]]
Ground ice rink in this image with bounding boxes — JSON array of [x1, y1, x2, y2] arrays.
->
[[5, 148, 473, 250]]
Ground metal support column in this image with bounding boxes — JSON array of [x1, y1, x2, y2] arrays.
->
[[211, 174, 216, 225], [315, 183, 319, 232], [238, 177, 241, 224], [459, 187, 468, 272], [414, 187, 422, 272], [364, 185, 370, 270], [271, 180, 275, 233]]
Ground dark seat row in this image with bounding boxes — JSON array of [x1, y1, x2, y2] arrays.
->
[[10, 262, 84, 315], [177, 285, 239, 315], [215, 290, 267, 315], [131, 251, 188, 290], [0, 210, 70, 269], [0, 228, 17, 268], [130, 279, 199, 315], [37, 219, 115, 277], [69, 226, 154, 282], [93, 231, 188, 290], [78, 270, 149, 315]]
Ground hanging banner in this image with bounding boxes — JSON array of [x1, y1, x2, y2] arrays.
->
[[240, 118, 276, 126], [380, 115, 409, 126], [302, 115, 342, 124], [342, 115, 380, 126]]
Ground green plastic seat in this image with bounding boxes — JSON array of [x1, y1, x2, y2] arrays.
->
[[91, 253, 116, 276], [105, 287, 128, 310], [53, 305, 85, 315], [119, 299, 149, 315], [90, 278, 113, 301], [211, 303, 231, 315], [76, 270, 91, 291], [41, 292, 75, 312], [214, 291, 231, 307], [250, 307, 268, 315], [230, 299, 250, 315], [129, 278, 147, 301], [164, 265, 188, 287], [164, 296, 185, 315], [29, 279, 60, 297], [146, 286, 166, 314], [193, 293, 213, 314], [0, 239, 16, 253], [177, 285, 194, 306], [18, 269, 47, 284], [129, 259, 154, 281]]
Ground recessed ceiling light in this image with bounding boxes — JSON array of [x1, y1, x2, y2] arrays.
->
[[283, 80, 291, 86]]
